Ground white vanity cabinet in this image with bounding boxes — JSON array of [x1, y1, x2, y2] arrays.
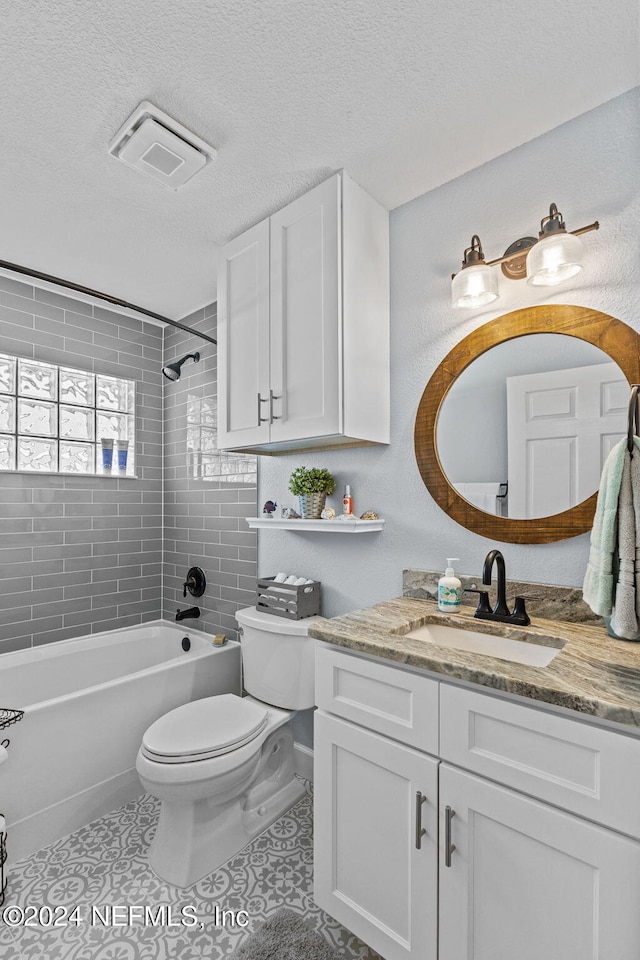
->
[[314, 713, 438, 960], [216, 172, 389, 454], [314, 646, 440, 960], [438, 764, 640, 960], [314, 644, 640, 960]]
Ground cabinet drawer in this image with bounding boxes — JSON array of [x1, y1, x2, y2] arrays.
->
[[440, 684, 640, 839], [315, 644, 439, 754]]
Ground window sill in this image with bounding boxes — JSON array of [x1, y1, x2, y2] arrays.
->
[[0, 469, 140, 480]]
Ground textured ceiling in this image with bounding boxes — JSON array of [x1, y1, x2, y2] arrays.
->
[[0, 0, 638, 319]]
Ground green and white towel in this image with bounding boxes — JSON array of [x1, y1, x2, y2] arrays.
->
[[583, 437, 640, 640]]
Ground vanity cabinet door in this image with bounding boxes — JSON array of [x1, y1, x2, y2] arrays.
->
[[314, 711, 438, 960], [439, 764, 640, 960], [217, 219, 271, 448]]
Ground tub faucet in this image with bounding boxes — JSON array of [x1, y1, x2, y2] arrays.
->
[[176, 606, 200, 622], [473, 549, 530, 627]]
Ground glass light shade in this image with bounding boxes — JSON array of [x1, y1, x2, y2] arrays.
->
[[451, 263, 499, 308], [526, 231, 584, 286]]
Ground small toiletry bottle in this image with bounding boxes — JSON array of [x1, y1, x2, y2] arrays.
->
[[438, 559, 462, 612], [100, 438, 114, 472], [343, 485, 353, 516]]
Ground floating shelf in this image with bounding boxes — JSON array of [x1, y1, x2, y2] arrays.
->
[[246, 517, 385, 533]]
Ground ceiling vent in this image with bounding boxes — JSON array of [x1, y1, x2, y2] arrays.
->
[[108, 101, 217, 191]]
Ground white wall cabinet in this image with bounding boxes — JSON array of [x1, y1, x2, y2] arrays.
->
[[314, 645, 640, 960], [314, 711, 438, 960], [217, 172, 389, 454]]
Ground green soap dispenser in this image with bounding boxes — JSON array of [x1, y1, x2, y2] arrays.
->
[[438, 558, 462, 612]]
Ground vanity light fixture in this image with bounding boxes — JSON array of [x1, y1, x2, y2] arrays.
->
[[451, 203, 599, 308], [161, 352, 200, 381], [526, 203, 588, 286], [450, 235, 499, 309]]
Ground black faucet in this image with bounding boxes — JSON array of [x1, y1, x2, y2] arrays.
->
[[176, 606, 200, 622], [473, 549, 530, 627]]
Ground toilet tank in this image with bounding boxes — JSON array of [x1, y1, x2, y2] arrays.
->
[[235, 607, 324, 710]]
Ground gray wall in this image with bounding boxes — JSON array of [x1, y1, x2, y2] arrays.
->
[[162, 304, 258, 636], [258, 88, 640, 618], [0, 277, 163, 654]]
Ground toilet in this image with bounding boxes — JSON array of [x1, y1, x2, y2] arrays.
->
[[136, 606, 322, 887]]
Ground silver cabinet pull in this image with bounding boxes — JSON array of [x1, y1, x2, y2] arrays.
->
[[269, 389, 282, 422], [257, 393, 269, 425], [415, 791, 427, 849], [444, 805, 456, 867]]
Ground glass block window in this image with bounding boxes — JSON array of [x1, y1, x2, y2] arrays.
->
[[0, 355, 135, 476], [187, 394, 256, 483]]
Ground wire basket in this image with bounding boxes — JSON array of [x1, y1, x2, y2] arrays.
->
[[0, 709, 24, 731], [257, 576, 321, 620]]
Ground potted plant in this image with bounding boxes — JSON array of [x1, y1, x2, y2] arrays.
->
[[288, 466, 336, 519]]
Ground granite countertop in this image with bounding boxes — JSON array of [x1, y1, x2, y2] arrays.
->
[[308, 597, 640, 730]]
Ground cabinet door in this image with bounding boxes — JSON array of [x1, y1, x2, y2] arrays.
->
[[217, 219, 271, 448], [439, 764, 640, 960], [314, 711, 438, 960], [269, 174, 341, 443]]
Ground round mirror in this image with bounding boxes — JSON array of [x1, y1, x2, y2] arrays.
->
[[415, 305, 640, 543], [436, 334, 628, 520]]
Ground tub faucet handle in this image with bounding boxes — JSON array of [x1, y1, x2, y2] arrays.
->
[[183, 566, 206, 599]]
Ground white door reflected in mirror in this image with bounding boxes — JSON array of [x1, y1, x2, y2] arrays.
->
[[436, 334, 628, 520]]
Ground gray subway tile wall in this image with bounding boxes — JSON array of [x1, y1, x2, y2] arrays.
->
[[162, 304, 258, 636], [0, 277, 163, 653], [0, 281, 257, 654]]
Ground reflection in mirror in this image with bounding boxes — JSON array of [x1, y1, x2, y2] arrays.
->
[[436, 334, 628, 520]]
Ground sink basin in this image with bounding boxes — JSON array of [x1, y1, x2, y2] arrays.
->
[[403, 622, 563, 668]]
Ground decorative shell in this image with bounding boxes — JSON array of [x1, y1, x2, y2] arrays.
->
[[360, 510, 379, 520], [321, 507, 336, 520]]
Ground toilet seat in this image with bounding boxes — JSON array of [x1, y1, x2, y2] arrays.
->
[[141, 694, 268, 764]]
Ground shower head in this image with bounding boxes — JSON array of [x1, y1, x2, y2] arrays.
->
[[162, 351, 200, 381]]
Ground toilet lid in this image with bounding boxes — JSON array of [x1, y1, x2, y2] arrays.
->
[[142, 695, 268, 763]]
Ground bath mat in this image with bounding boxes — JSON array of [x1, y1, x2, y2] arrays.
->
[[231, 909, 342, 959]]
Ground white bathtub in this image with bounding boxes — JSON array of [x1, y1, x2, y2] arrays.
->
[[0, 620, 241, 863]]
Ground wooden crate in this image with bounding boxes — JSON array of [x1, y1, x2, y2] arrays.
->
[[256, 576, 321, 620]]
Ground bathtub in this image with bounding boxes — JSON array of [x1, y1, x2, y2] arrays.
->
[[0, 620, 241, 863]]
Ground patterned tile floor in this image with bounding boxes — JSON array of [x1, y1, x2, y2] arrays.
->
[[1, 784, 381, 959]]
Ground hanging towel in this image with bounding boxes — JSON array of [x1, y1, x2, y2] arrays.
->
[[609, 448, 640, 638], [583, 438, 631, 616], [583, 437, 640, 635]]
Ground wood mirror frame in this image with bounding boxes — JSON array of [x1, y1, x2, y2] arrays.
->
[[414, 304, 640, 544]]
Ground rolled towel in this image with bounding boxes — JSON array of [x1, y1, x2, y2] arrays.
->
[[293, 577, 307, 586], [284, 575, 298, 584], [274, 572, 287, 583]]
